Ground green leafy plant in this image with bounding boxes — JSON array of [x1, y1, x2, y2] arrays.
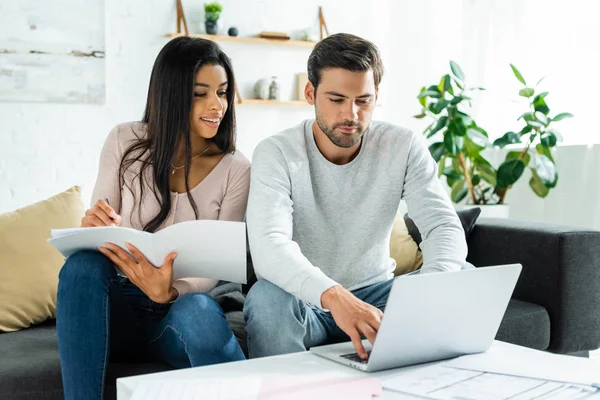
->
[[415, 61, 491, 205], [416, 62, 573, 204], [204, 2, 222, 22], [492, 64, 573, 202]]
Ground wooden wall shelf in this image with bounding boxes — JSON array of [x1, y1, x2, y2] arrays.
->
[[165, 33, 317, 48]]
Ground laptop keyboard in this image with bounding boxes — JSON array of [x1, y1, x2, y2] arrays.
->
[[340, 350, 371, 364]]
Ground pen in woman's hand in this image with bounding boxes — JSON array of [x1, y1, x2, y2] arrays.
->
[[105, 198, 115, 222]]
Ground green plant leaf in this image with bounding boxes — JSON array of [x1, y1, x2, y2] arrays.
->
[[418, 90, 441, 99], [454, 79, 464, 90], [540, 132, 558, 147], [449, 117, 467, 136], [536, 143, 554, 163], [438, 155, 446, 178], [467, 128, 489, 147], [451, 179, 468, 203], [519, 88, 535, 97], [535, 112, 549, 126], [493, 131, 521, 148], [533, 154, 558, 188], [429, 99, 449, 114], [443, 74, 452, 93], [547, 128, 563, 142], [452, 156, 462, 172], [496, 159, 526, 188], [450, 61, 465, 81], [464, 138, 483, 158], [506, 150, 531, 167], [450, 96, 464, 105], [529, 168, 550, 198], [552, 112, 574, 122], [429, 142, 445, 162], [475, 161, 497, 187], [520, 125, 533, 135], [536, 77, 546, 87], [471, 174, 481, 186], [438, 75, 446, 94], [510, 64, 526, 85], [443, 166, 463, 181], [533, 95, 550, 115], [418, 87, 427, 107], [444, 133, 464, 155], [428, 116, 448, 138], [414, 113, 427, 119], [526, 119, 545, 129]]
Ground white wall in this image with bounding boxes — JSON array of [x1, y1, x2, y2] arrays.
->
[[0, 0, 391, 213], [2, 0, 598, 232]]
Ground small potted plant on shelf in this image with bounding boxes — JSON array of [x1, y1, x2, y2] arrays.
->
[[415, 61, 572, 218], [204, 2, 222, 35]]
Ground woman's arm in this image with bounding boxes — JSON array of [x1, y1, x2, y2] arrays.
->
[[91, 125, 123, 213]]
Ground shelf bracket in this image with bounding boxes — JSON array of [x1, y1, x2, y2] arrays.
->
[[176, 0, 189, 36]]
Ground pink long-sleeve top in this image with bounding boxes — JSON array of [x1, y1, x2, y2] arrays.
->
[[91, 121, 251, 296]]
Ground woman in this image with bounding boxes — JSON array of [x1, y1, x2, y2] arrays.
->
[[56, 37, 249, 399]]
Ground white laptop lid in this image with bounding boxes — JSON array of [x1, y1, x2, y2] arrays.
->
[[364, 264, 522, 371]]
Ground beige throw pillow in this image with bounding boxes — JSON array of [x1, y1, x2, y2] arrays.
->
[[390, 214, 423, 276], [0, 186, 85, 332]]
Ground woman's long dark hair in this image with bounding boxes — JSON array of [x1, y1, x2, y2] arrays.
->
[[118, 37, 236, 232]]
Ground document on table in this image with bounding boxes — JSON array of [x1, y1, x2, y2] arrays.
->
[[445, 344, 600, 387], [383, 364, 600, 400], [130, 376, 382, 400], [48, 220, 247, 283]]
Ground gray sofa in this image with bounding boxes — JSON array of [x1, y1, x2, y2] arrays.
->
[[2, 218, 600, 399]]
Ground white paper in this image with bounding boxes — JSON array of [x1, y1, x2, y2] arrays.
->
[[48, 220, 247, 283], [383, 364, 600, 400], [130, 378, 261, 400], [446, 344, 600, 387]]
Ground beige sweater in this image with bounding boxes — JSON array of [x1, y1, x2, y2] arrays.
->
[[91, 122, 251, 295]]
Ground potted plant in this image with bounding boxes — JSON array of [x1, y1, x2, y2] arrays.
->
[[415, 62, 572, 218], [204, 2, 222, 35]]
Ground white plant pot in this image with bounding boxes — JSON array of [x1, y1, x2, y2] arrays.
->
[[459, 204, 510, 219]]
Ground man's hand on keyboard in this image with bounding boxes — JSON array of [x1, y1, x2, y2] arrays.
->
[[321, 285, 383, 360]]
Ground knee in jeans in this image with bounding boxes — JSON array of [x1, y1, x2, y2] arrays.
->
[[169, 294, 223, 326], [58, 250, 114, 285], [244, 280, 298, 322]]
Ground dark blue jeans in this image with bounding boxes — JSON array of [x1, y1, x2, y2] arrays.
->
[[56, 251, 245, 400]]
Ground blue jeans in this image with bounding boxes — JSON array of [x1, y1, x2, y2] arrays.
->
[[56, 251, 245, 400], [244, 263, 475, 358]]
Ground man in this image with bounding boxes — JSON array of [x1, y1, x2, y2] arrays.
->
[[244, 33, 468, 360]]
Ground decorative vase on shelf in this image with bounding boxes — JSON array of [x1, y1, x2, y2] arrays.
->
[[268, 76, 280, 100], [253, 78, 270, 100], [205, 20, 218, 35]]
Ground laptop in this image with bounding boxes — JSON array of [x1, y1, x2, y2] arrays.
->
[[309, 264, 522, 372]]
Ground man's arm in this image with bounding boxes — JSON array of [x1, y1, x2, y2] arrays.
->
[[246, 139, 338, 307], [402, 133, 468, 272]]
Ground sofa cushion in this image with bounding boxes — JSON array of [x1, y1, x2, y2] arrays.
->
[[390, 214, 423, 276], [496, 299, 551, 351], [0, 186, 85, 332], [404, 207, 482, 247], [0, 312, 246, 400]]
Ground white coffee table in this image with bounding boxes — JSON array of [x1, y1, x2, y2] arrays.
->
[[116, 341, 524, 399]]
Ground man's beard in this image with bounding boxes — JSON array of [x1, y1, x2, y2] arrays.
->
[[316, 109, 367, 149]]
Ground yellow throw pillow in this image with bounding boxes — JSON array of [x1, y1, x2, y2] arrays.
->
[[0, 186, 85, 332], [390, 214, 423, 276]]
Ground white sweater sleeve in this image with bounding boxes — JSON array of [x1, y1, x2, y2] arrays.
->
[[402, 134, 468, 273], [246, 139, 338, 306]]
